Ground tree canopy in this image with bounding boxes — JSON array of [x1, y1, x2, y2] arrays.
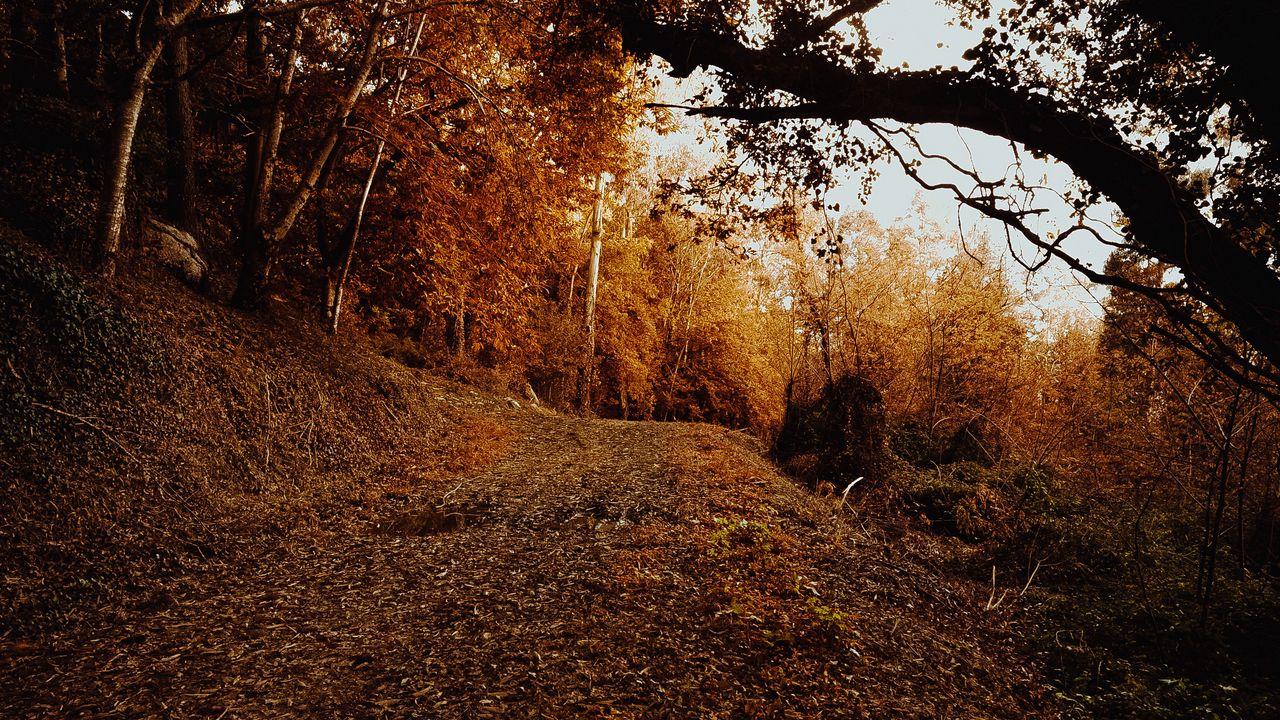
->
[[605, 0, 1280, 389]]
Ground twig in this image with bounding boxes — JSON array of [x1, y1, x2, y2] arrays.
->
[[441, 480, 465, 502], [839, 476, 863, 509], [985, 565, 1008, 610], [263, 374, 273, 470], [1020, 559, 1042, 596], [31, 401, 139, 462]]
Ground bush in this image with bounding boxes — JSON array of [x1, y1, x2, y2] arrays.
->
[[888, 418, 939, 467], [0, 235, 166, 378], [940, 416, 1003, 465], [899, 462, 1011, 540], [774, 374, 891, 488], [897, 461, 1116, 563], [0, 95, 104, 244]]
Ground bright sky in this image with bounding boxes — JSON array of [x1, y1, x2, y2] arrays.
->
[[645, 0, 1119, 328]]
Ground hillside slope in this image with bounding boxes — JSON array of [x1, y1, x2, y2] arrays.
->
[[0, 235, 1058, 718]]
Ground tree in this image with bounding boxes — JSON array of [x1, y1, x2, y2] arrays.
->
[[593, 203, 663, 420], [774, 205, 1034, 461], [233, 0, 388, 308], [95, 0, 202, 275], [74, 0, 324, 275], [1089, 246, 1280, 621], [324, 0, 639, 367], [322, 11, 426, 332], [577, 174, 606, 411], [161, 0, 197, 231], [606, 0, 1280, 388], [4, 1, 68, 96]]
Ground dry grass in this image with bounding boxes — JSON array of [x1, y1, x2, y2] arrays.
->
[[0, 235, 523, 637]]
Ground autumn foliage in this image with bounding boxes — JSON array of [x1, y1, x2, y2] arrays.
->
[[3, 0, 1280, 715]]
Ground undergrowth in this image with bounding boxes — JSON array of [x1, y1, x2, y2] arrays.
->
[[700, 514, 857, 655], [0, 230, 171, 444], [889, 454, 1280, 719], [0, 96, 102, 244]]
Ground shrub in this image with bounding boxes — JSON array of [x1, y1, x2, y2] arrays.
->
[[774, 374, 891, 488], [888, 418, 939, 467], [898, 462, 1012, 541]]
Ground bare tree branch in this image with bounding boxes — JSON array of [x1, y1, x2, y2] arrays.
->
[[623, 19, 1280, 369], [775, 0, 885, 49]]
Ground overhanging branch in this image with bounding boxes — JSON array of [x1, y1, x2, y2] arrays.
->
[[774, 0, 884, 50], [619, 10, 1280, 370]]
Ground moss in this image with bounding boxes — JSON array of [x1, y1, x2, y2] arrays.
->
[[707, 516, 777, 556]]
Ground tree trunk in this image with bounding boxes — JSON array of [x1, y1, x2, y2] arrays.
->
[[326, 13, 426, 333], [271, 14, 382, 233], [164, 6, 197, 230], [1235, 405, 1259, 580], [232, 10, 308, 308], [9, 1, 70, 95], [565, 265, 578, 313], [6, 3, 41, 92], [42, 1, 70, 97], [818, 315, 833, 389], [232, 14, 269, 306], [96, 42, 166, 275], [93, 19, 107, 92], [1198, 386, 1243, 626], [313, 134, 346, 263], [234, 3, 386, 308], [453, 289, 467, 357], [257, 13, 306, 226], [577, 174, 605, 412], [322, 214, 358, 329], [95, 0, 202, 276], [325, 158, 378, 333]]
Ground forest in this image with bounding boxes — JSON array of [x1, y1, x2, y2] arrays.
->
[[2, 0, 1279, 717]]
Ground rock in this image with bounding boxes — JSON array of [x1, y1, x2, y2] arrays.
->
[[145, 218, 208, 289]]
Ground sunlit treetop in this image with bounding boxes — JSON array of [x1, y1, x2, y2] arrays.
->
[[601, 0, 1280, 392]]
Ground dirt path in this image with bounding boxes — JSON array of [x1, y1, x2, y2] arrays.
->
[[1, 413, 1058, 718]]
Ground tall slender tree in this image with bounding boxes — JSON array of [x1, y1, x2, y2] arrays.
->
[[578, 173, 606, 411], [96, 0, 202, 275]]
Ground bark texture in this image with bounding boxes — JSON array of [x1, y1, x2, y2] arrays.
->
[[578, 174, 606, 412], [164, 16, 197, 230], [95, 0, 203, 275], [96, 42, 166, 275]]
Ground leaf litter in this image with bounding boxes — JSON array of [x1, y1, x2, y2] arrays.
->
[[0, 257, 1060, 718], [3, 411, 1059, 718]]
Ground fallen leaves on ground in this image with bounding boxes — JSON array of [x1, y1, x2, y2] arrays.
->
[[2, 413, 1058, 718]]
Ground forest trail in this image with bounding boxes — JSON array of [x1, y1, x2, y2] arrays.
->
[[1, 408, 1056, 718]]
